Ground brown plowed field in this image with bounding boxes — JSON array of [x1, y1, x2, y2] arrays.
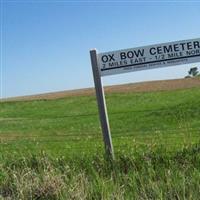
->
[[2, 78, 200, 102]]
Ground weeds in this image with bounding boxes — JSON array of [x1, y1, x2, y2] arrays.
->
[[0, 144, 200, 199]]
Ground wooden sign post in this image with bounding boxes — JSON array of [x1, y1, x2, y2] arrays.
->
[[90, 49, 114, 159]]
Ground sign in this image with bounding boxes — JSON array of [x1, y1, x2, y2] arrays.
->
[[90, 38, 200, 159], [98, 38, 200, 76]]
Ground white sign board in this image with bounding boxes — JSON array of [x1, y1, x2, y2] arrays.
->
[[98, 38, 200, 76]]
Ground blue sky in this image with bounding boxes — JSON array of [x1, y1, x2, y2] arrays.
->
[[1, 0, 200, 98]]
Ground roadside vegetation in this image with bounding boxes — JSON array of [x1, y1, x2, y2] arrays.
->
[[1, 145, 200, 199], [0, 84, 200, 199]]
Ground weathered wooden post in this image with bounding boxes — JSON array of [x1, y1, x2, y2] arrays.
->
[[90, 49, 114, 159]]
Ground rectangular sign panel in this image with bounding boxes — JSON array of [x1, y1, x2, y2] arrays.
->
[[98, 38, 200, 76]]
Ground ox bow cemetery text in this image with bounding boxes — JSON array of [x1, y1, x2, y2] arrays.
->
[[98, 39, 200, 76]]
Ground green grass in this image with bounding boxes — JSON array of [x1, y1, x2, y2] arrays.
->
[[0, 87, 200, 155], [1, 145, 200, 199], [0, 87, 200, 199]]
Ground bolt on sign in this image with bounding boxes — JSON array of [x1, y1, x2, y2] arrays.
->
[[90, 38, 200, 159]]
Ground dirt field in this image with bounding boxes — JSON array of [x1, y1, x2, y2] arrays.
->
[[2, 77, 200, 102]]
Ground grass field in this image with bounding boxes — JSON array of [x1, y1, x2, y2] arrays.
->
[[0, 81, 200, 199]]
